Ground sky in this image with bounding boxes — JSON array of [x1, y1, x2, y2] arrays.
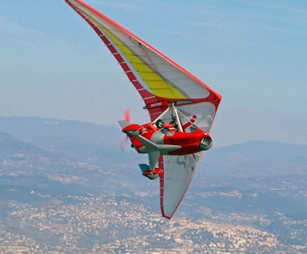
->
[[0, 0, 306, 147]]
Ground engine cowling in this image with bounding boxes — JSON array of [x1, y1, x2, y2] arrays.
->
[[199, 137, 213, 150], [122, 124, 143, 136]]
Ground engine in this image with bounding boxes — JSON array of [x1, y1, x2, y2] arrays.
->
[[199, 137, 213, 150], [122, 124, 143, 137]]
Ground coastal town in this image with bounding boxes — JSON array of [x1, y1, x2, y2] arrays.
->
[[1, 192, 305, 253]]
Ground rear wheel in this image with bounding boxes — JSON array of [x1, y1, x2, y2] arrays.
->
[[144, 173, 160, 180]]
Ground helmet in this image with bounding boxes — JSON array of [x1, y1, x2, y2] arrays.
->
[[155, 119, 164, 129]]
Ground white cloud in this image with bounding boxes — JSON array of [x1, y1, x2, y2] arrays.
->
[[246, 1, 307, 16], [259, 24, 307, 37], [189, 21, 233, 31], [0, 16, 42, 38]]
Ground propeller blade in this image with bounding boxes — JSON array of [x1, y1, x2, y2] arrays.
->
[[121, 108, 131, 152], [121, 137, 128, 152], [124, 108, 130, 122]]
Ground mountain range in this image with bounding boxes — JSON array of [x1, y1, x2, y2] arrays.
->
[[0, 116, 306, 252]]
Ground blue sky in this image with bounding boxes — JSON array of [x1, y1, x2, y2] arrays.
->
[[0, 0, 306, 146]]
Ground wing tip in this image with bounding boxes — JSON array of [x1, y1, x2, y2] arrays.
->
[[161, 205, 176, 220], [161, 207, 173, 220], [162, 214, 172, 220]]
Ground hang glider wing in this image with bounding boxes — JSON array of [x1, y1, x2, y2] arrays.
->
[[65, 0, 221, 121], [65, 0, 222, 219], [158, 153, 202, 219]]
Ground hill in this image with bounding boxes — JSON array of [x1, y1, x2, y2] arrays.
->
[[0, 116, 306, 252], [0, 116, 136, 165]]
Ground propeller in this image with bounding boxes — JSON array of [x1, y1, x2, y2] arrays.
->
[[121, 108, 130, 152], [121, 138, 128, 152], [124, 108, 130, 122]]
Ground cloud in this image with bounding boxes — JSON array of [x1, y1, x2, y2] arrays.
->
[[232, 1, 307, 29], [0, 16, 42, 38], [259, 25, 307, 37], [246, 1, 307, 16], [190, 2, 307, 39], [189, 21, 233, 31]]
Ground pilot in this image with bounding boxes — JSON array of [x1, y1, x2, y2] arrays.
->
[[146, 123, 158, 131], [155, 119, 164, 129]]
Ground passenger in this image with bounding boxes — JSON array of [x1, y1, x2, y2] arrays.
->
[[163, 121, 176, 135]]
